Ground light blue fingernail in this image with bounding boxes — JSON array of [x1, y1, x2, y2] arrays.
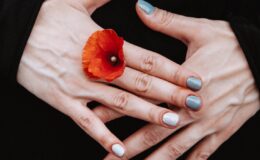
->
[[138, 0, 155, 15], [187, 77, 202, 91], [186, 96, 201, 111]]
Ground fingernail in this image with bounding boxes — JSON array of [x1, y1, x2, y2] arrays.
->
[[186, 96, 201, 111], [138, 0, 155, 15], [112, 144, 125, 157], [162, 112, 179, 127], [187, 77, 202, 91]]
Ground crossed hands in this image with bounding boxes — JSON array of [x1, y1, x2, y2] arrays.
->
[[17, 0, 260, 159]]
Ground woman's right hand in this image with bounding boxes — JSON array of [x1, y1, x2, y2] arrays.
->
[[103, 1, 260, 159], [17, 0, 202, 158]]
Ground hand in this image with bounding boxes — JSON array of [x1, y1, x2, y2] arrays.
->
[[17, 0, 202, 158], [103, 0, 260, 159]]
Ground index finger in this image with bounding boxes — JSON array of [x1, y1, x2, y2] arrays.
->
[[124, 42, 202, 91], [68, 102, 127, 158], [104, 110, 192, 159]]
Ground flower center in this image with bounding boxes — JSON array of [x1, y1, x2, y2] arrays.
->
[[110, 56, 117, 63], [109, 55, 120, 66]]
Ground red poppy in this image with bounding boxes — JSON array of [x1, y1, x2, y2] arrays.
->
[[82, 29, 125, 82]]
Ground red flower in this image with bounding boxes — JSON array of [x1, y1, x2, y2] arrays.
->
[[82, 29, 125, 82]]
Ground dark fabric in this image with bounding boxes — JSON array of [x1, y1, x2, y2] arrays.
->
[[1, 0, 260, 159], [226, 0, 260, 91], [0, 0, 44, 87], [228, 15, 260, 91]]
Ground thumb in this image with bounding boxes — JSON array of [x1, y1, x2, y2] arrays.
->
[[80, 0, 111, 14], [136, 0, 199, 44]]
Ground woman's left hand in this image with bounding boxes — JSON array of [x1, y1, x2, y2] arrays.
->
[[100, 1, 260, 159]]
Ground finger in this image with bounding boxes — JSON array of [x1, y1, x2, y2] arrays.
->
[[113, 67, 202, 111], [93, 98, 162, 123], [146, 119, 215, 160], [104, 125, 175, 160], [186, 124, 242, 160], [93, 105, 124, 123], [92, 84, 180, 128], [104, 111, 193, 159], [136, 0, 200, 43], [124, 42, 202, 91], [81, 0, 111, 14], [69, 102, 126, 158], [186, 134, 223, 160], [187, 103, 260, 160]]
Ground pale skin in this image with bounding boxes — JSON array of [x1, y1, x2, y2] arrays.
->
[[102, 2, 260, 160], [17, 0, 202, 158]]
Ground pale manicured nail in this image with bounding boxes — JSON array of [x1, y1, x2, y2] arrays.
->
[[187, 77, 202, 91], [186, 95, 201, 111], [138, 0, 155, 15], [163, 112, 179, 127], [112, 144, 125, 157]]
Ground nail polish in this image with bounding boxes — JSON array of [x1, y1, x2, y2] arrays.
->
[[187, 77, 202, 91], [138, 0, 155, 15], [186, 96, 201, 111], [112, 144, 125, 157], [163, 112, 179, 127]]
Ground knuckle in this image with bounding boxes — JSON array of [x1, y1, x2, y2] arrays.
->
[[77, 116, 93, 131], [193, 19, 214, 38], [170, 91, 178, 106], [135, 73, 152, 93], [196, 152, 210, 160], [170, 88, 186, 107], [195, 27, 210, 38], [94, 107, 110, 122], [156, 9, 175, 28], [171, 66, 183, 84], [186, 110, 201, 120], [194, 18, 211, 28], [99, 134, 114, 148], [141, 54, 156, 72], [148, 107, 161, 123], [167, 143, 187, 158], [112, 92, 129, 110], [142, 129, 163, 147]]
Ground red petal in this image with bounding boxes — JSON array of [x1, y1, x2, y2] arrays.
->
[[82, 29, 125, 81]]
